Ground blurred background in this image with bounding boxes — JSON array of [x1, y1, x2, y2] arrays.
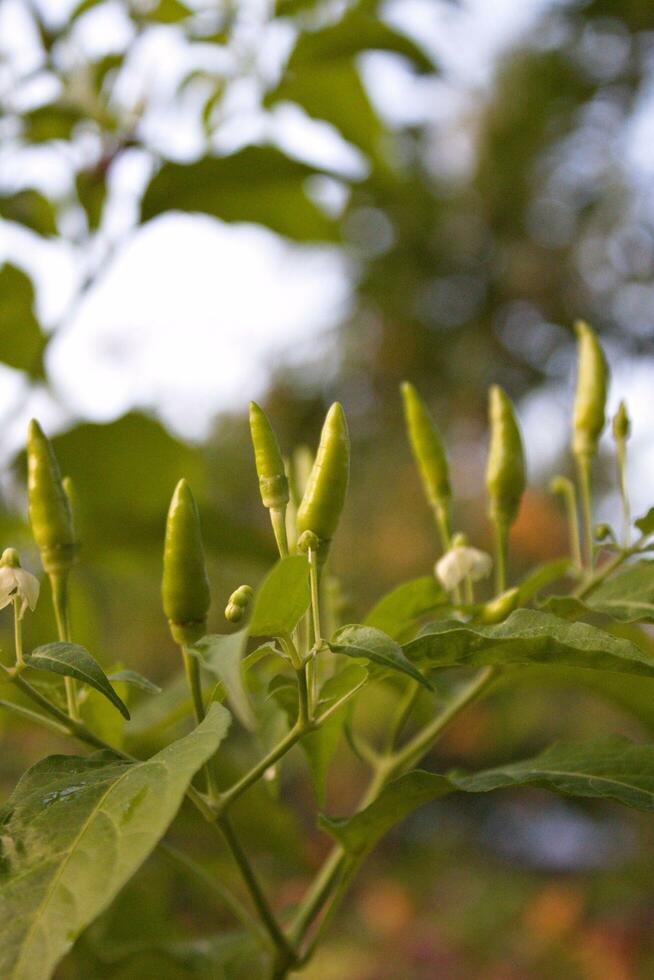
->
[[2, 0, 654, 976]]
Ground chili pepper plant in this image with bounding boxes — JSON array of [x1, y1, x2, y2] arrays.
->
[[3, 323, 654, 979]]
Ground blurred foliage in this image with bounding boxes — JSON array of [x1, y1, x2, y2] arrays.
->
[[3, 0, 654, 976]]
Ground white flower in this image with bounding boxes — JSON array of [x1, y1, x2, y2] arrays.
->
[[436, 546, 492, 592], [0, 549, 40, 619]]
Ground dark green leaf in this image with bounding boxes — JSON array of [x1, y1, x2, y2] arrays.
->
[[320, 769, 450, 854], [545, 561, 654, 623], [27, 642, 130, 719], [451, 736, 654, 811], [141, 147, 339, 241], [109, 670, 162, 694], [0, 190, 57, 236], [76, 168, 107, 230], [406, 609, 654, 677], [635, 508, 654, 537], [364, 576, 446, 640], [145, 0, 192, 22], [23, 103, 85, 142], [0, 264, 47, 377], [249, 555, 310, 638], [516, 558, 572, 603], [331, 624, 432, 689], [193, 630, 256, 730], [0, 704, 231, 980]]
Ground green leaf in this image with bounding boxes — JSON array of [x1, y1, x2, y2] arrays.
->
[[635, 508, 654, 537], [451, 736, 654, 811], [0, 190, 57, 236], [516, 558, 572, 603], [193, 631, 256, 730], [249, 555, 310, 638], [331, 624, 432, 689], [145, 0, 192, 22], [0, 703, 231, 980], [303, 665, 368, 805], [320, 769, 451, 855], [76, 168, 107, 231], [321, 735, 654, 856], [364, 576, 446, 640], [108, 670, 162, 694], [405, 609, 654, 677], [23, 103, 85, 142], [545, 561, 654, 623], [286, 8, 434, 72], [0, 264, 47, 377], [141, 147, 339, 241], [27, 642, 130, 720]]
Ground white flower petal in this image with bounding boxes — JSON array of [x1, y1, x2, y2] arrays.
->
[[0, 566, 17, 606], [436, 546, 492, 592], [15, 568, 40, 611]]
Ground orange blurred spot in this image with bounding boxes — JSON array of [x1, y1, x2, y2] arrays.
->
[[358, 879, 415, 938], [523, 883, 584, 942], [511, 489, 568, 561]]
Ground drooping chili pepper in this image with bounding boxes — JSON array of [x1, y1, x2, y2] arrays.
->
[[485, 386, 526, 593], [225, 584, 254, 623], [27, 420, 76, 576], [478, 586, 519, 624], [162, 478, 210, 645], [296, 402, 349, 564], [572, 320, 608, 461]]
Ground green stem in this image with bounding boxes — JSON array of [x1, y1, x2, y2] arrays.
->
[[50, 571, 79, 720], [576, 454, 594, 571], [0, 698, 71, 736], [290, 667, 497, 956], [12, 597, 24, 668], [159, 840, 265, 940], [308, 547, 322, 647], [182, 646, 220, 801], [493, 519, 508, 594], [214, 723, 307, 816], [383, 680, 419, 754], [216, 814, 297, 968], [270, 507, 289, 558], [574, 534, 645, 600], [616, 439, 630, 549]]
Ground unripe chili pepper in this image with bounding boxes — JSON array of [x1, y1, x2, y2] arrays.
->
[[485, 385, 526, 528], [162, 478, 210, 645], [27, 420, 76, 576], [249, 402, 289, 510], [401, 382, 451, 510], [478, 586, 519, 624], [225, 584, 253, 623], [572, 320, 608, 460], [296, 402, 349, 563], [612, 400, 630, 442]]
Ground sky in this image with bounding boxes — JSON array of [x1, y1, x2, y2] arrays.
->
[[2, 0, 654, 516]]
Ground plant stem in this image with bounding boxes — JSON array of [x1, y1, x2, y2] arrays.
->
[[12, 597, 24, 668], [290, 666, 497, 957], [616, 438, 630, 548], [574, 532, 647, 600], [562, 479, 583, 572], [182, 646, 220, 800], [383, 679, 419, 754], [270, 507, 289, 558], [50, 571, 79, 720], [214, 723, 307, 816], [576, 454, 594, 571], [0, 698, 71, 736], [493, 519, 508, 594], [159, 840, 265, 941], [216, 814, 297, 968]]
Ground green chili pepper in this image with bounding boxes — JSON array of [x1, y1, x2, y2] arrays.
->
[[485, 385, 526, 528], [296, 402, 349, 564], [572, 320, 608, 460], [401, 382, 451, 511], [478, 586, 519, 624], [612, 400, 630, 442], [225, 584, 253, 623], [162, 478, 210, 645], [27, 420, 76, 576], [249, 402, 289, 510]]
